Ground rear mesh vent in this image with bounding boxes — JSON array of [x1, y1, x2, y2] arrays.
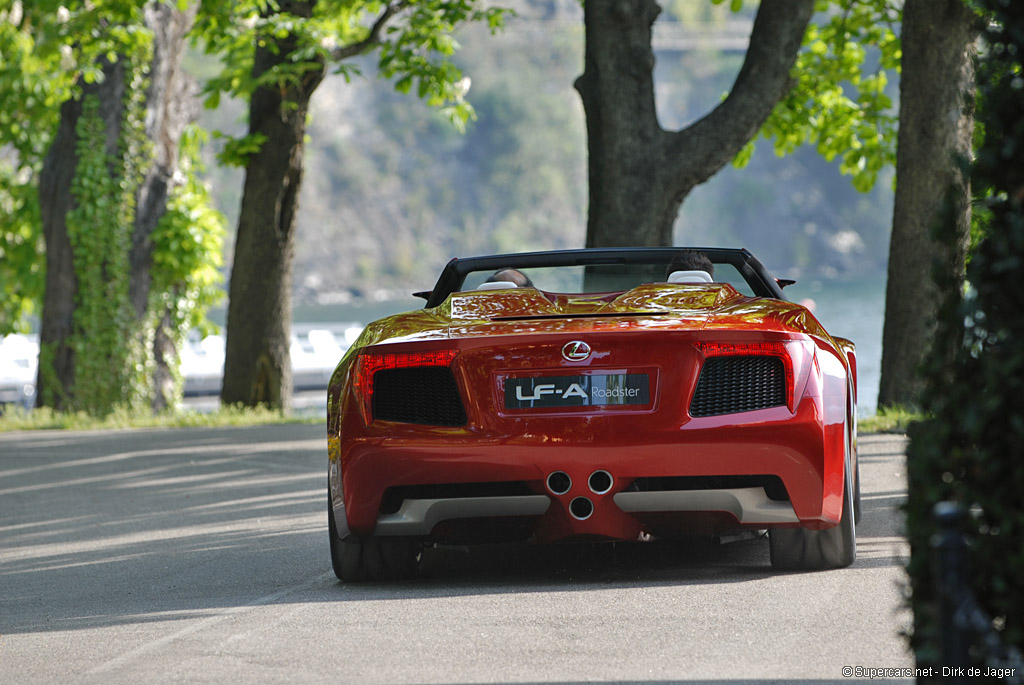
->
[[373, 366, 467, 426], [690, 356, 786, 417]]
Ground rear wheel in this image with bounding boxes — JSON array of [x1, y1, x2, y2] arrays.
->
[[769, 469, 856, 571], [329, 501, 420, 581], [770, 397, 859, 571]]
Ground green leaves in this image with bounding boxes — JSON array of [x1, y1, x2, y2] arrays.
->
[[151, 125, 226, 339], [0, 0, 156, 335], [741, 0, 901, 194], [710, 0, 745, 12], [66, 93, 141, 415], [904, 0, 1024, 661], [0, 3, 226, 411], [216, 131, 269, 167], [0, 7, 68, 333], [194, 0, 510, 145]]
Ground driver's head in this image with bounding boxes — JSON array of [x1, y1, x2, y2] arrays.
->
[[486, 268, 534, 288], [666, 250, 714, 279]]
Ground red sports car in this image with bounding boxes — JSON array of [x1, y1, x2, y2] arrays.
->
[[327, 248, 858, 580]]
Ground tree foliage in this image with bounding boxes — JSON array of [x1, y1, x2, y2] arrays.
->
[[0, 2, 74, 333], [739, 0, 901, 194], [62, 91, 149, 412], [193, 0, 509, 165], [905, 0, 1024, 667], [1, 1, 225, 413]]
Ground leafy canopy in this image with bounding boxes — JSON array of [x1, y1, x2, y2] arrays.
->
[[0, 0, 174, 334], [727, 0, 901, 193], [192, 0, 510, 167], [0, 0, 225, 413]]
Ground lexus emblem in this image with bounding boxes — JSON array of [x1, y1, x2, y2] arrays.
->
[[562, 341, 592, 362]]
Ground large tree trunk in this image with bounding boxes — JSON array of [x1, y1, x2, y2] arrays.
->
[[135, 2, 198, 412], [131, 3, 197, 317], [35, 4, 196, 412], [574, 0, 667, 247], [574, 0, 814, 248], [220, 0, 325, 411], [36, 59, 126, 410], [877, 0, 976, 409]]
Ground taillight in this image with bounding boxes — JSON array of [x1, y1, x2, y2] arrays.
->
[[352, 349, 459, 423], [695, 341, 796, 411]]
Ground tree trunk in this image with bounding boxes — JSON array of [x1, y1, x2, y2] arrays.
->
[[136, 2, 198, 412], [574, 0, 814, 249], [131, 3, 197, 318], [574, 0, 668, 248], [35, 3, 196, 412], [877, 0, 976, 409], [220, 0, 325, 411], [36, 59, 126, 410]]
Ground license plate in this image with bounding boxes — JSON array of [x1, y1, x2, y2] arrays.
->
[[504, 374, 650, 409]]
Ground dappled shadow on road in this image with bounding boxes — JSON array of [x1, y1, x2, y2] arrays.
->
[[0, 425, 330, 635], [0, 425, 908, 636]]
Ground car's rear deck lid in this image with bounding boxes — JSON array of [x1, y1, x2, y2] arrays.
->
[[448, 283, 745, 323]]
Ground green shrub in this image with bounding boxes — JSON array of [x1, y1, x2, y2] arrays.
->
[[906, 1, 1024, 669]]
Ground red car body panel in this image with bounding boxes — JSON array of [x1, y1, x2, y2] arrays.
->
[[328, 277, 856, 546]]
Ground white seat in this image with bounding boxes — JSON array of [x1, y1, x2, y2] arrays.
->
[[667, 270, 713, 284], [476, 280, 520, 290]]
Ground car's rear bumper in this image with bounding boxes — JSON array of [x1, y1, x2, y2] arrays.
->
[[355, 486, 799, 537], [331, 394, 843, 543]]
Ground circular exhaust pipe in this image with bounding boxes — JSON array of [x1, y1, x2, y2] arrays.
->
[[569, 496, 594, 520], [547, 471, 572, 496], [588, 470, 613, 495]]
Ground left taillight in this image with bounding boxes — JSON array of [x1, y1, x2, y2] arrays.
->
[[352, 348, 460, 425]]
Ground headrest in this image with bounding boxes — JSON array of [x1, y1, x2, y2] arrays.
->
[[667, 270, 713, 284], [476, 280, 520, 290]]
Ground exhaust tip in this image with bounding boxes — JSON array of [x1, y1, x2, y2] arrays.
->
[[588, 470, 613, 495], [547, 471, 572, 496], [569, 496, 594, 520]]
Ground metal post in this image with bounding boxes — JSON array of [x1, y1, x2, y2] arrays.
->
[[933, 501, 970, 679]]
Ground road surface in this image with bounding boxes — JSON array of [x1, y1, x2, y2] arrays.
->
[[1, 425, 913, 683]]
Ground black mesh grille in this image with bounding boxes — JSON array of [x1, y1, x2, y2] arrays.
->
[[690, 356, 786, 417], [373, 366, 467, 426]]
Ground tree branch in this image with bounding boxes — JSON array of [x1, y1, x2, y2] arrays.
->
[[667, 0, 815, 188], [329, 0, 412, 62]]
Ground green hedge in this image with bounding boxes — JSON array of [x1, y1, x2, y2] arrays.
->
[[906, 0, 1024, 670]]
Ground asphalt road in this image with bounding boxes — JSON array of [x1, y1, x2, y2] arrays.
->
[[1, 425, 913, 684]]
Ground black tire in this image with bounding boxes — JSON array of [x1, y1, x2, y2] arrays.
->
[[329, 501, 420, 582], [850, 397, 862, 522], [853, 455, 862, 522], [769, 468, 857, 571]]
